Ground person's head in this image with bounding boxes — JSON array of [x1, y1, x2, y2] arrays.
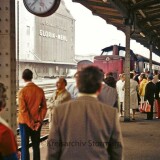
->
[[154, 70, 158, 75], [148, 74, 153, 81], [140, 73, 146, 80], [104, 76, 116, 88], [130, 72, 134, 79], [0, 83, 6, 111], [77, 66, 104, 94], [56, 77, 67, 90], [22, 69, 33, 81]]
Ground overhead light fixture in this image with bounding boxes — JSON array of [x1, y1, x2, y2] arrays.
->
[[140, 32, 145, 37], [102, 0, 108, 2]]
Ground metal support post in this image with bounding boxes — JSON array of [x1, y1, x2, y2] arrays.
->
[[124, 25, 131, 122], [16, 0, 19, 90], [0, 0, 17, 133], [149, 44, 153, 73]]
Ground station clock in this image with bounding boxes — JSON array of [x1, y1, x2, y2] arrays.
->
[[23, 0, 61, 17]]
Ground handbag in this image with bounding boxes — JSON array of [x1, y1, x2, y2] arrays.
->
[[139, 101, 151, 113], [144, 101, 151, 112]]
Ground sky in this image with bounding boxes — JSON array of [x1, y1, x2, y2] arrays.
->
[[64, 0, 160, 62]]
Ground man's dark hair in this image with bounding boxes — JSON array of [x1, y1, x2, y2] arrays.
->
[[130, 72, 134, 79], [104, 76, 116, 88], [77, 66, 104, 94], [59, 77, 67, 86], [22, 69, 33, 81]]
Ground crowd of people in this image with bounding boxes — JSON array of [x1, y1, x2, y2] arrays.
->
[[116, 70, 160, 120], [1, 66, 160, 159]]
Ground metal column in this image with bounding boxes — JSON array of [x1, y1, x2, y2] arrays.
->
[[0, 0, 17, 133], [124, 25, 131, 121], [149, 44, 153, 73]]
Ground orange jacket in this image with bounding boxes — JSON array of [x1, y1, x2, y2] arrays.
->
[[17, 82, 47, 130]]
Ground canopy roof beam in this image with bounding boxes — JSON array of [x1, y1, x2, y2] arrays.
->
[[132, 0, 160, 11]]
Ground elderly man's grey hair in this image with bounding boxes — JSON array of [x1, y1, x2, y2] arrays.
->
[[0, 83, 6, 111]]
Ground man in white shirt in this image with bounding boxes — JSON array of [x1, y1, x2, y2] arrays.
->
[[116, 73, 125, 116]]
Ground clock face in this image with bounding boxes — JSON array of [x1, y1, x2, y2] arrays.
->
[[23, 0, 61, 17]]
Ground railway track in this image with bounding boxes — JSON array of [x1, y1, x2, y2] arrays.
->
[[17, 78, 74, 150], [19, 78, 74, 99]]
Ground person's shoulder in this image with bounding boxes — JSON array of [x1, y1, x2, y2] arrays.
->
[[0, 123, 14, 139], [116, 80, 120, 85], [31, 83, 44, 91], [0, 123, 9, 132], [103, 83, 117, 92], [102, 83, 110, 90]]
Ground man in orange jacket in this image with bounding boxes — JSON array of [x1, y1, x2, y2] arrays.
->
[[17, 69, 47, 160]]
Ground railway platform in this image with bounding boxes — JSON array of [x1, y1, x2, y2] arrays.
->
[[29, 112, 160, 160]]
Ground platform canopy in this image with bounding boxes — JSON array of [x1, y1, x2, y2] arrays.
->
[[72, 0, 160, 56]]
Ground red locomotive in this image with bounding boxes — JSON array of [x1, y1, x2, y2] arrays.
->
[[77, 45, 160, 80], [94, 45, 136, 80]]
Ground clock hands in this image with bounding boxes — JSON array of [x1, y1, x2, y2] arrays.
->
[[40, 0, 48, 11], [30, 0, 39, 8]]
